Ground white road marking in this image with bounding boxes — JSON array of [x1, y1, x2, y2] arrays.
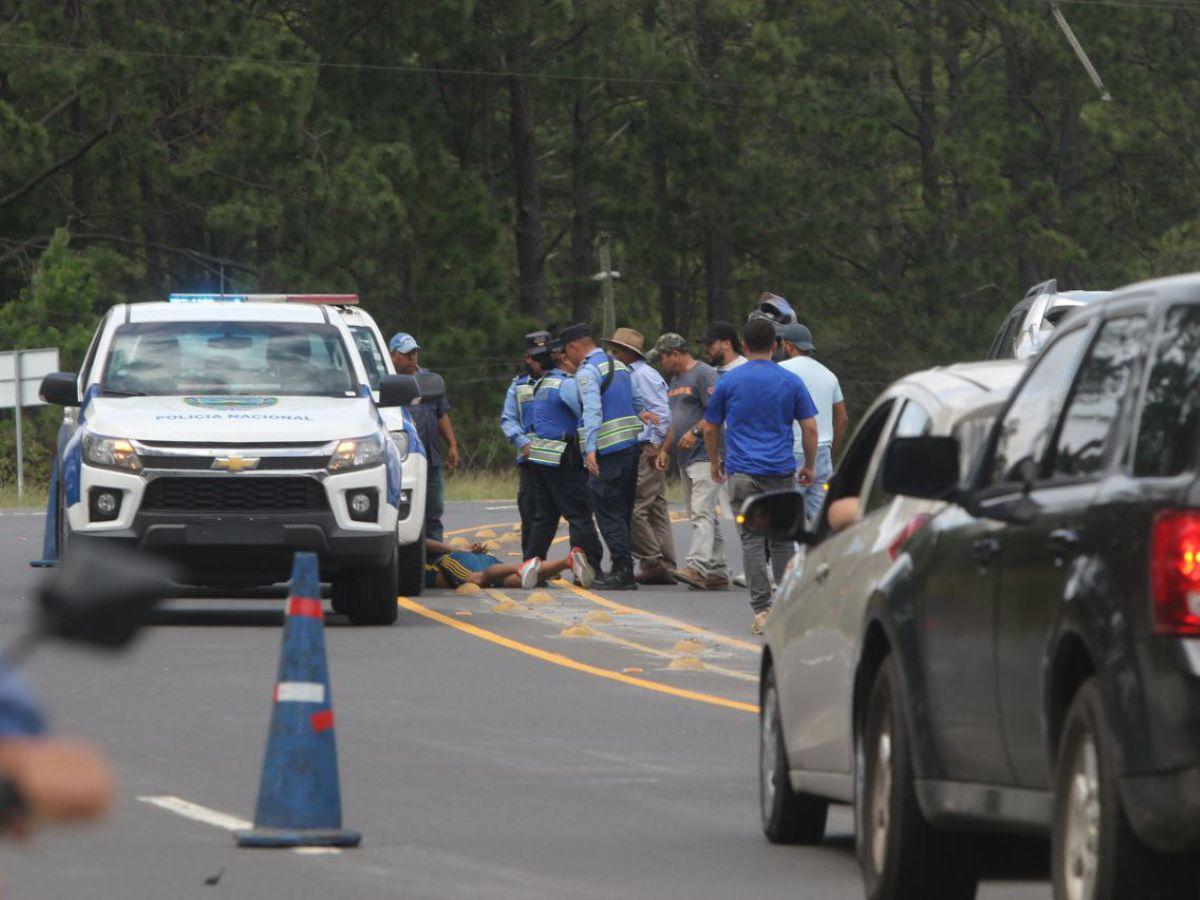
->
[[138, 795, 250, 831], [137, 794, 343, 856], [484, 504, 518, 511]]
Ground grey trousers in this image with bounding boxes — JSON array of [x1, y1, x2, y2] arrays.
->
[[727, 472, 796, 613]]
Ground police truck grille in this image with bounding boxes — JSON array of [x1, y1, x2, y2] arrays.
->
[[142, 477, 328, 512], [139, 455, 323, 471]]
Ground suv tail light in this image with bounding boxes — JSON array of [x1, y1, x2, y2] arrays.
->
[[888, 513, 932, 561], [1150, 510, 1200, 636]]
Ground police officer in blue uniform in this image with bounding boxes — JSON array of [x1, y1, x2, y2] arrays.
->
[[559, 323, 654, 590], [525, 336, 604, 573], [500, 331, 552, 560]]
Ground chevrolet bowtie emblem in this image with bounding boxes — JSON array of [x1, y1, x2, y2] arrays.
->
[[212, 455, 260, 472]]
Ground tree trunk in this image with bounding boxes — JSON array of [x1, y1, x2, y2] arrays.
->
[[650, 138, 677, 334], [706, 209, 732, 324], [567, 95, 594, 324], [507, 73, 547, 320]]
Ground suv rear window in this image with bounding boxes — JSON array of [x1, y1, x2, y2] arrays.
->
[[1134, 305, 1200, 477]]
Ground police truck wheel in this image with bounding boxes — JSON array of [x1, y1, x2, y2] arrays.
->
[[333, 549, 399, 626], [396, 538, 426, 597], [760, 665, 828, 844], [857, 656, 979, 900]]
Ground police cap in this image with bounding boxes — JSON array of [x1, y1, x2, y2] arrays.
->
[[558, 323, 592, 344]]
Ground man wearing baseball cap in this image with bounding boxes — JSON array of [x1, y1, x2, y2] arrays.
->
[[652, 332, 729, 590], [778, 323, 847, 524], [500, 331, 553, 559], [390, 332, 458, 543], [603, 327, 675, 585], [695, 322, 747, 374]]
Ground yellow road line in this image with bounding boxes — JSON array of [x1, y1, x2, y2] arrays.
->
[[483, 590, 758, 683], [398, 596, 758, 714], [555, 580, 762, 653]]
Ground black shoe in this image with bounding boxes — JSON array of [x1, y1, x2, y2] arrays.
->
[[593, 567, 638, 590]]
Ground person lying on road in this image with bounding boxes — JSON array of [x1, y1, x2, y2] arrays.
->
[[424, 540, 595, 590]]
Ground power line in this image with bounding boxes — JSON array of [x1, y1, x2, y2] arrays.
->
[[0, 41, 1096, 103]]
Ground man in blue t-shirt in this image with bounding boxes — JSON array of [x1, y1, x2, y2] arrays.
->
[[702, 317, 818, 633]]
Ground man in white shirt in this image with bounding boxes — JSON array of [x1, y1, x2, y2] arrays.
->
[[778, 323, 848, 525]]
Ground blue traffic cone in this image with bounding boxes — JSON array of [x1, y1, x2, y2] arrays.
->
[[29, 460, 59, 568], [234, 552, 360, 848]]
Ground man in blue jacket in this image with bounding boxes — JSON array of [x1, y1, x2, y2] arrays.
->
[[500, 331, 552, 559], [560, 323, 657, 590]]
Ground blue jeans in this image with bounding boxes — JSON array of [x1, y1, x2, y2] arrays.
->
[[425, 465, 445, 543], [795, 443, 834, 526]]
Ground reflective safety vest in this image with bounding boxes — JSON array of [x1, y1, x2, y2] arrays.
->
[[515, 375, 537, 433], [512, 373, 537, 465], [582, 349, 642, 456], [529, 369, 580, 467]]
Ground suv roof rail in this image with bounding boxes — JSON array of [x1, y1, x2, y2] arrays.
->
[[1023, 279, 1057, 301]]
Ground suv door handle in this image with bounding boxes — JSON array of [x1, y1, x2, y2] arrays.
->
[[1048, 529, 1082, 554], [814, 563, 831, 585], [971, 537, 1001, 564]]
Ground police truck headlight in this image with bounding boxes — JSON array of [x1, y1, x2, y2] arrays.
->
[[390, 431, 410, 462], [82, 432, 142, 472], [328, 433, 387, 472]]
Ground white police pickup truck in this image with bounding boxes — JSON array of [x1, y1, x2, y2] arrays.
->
[[38, 294, 439, 625]]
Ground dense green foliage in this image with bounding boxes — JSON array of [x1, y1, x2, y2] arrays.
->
[[1, 0, 1197, 477]]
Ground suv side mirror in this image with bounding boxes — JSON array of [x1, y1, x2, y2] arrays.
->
[[40, 372, 80, 407], [882, 437, 962, 501], [415, 372, 446, 403], [738, 490, 811, 544], [377, 374, 420, 407]]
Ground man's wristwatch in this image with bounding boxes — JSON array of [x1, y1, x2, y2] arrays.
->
[[691, 427, 702, 438]]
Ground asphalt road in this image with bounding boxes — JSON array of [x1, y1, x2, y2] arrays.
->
[[0, 501, 1051, 899]]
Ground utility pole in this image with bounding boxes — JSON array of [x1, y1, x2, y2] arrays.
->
[[592, 233, 621, 339]]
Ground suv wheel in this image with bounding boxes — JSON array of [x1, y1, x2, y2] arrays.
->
[[396, 538, 426, 597], [332, 548, 399, 626], [1052, 680, 1199, 900], [760, 666, 828, 843], [857, 656, 978, 900]]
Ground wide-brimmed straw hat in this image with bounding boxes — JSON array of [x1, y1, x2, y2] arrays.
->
[[603, 327, 646, 359]]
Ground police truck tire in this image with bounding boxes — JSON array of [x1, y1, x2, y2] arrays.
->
[[858, 656, 979, 900], [334, 549, 399, 626], [396, 539, 426, 597]]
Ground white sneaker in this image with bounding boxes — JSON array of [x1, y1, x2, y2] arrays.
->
[[569, 547, 595, 589], [518, 557, 542, 590], [732, 572, 748, 588]]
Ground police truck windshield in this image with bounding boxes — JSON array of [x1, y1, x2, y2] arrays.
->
[[100, 322, 358, 397]]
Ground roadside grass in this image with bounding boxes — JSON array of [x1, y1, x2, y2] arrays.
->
[[0, 483, 47, 509]]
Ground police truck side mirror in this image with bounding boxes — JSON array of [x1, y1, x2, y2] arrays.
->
[[39, 372, 80, 407], [415, 372, 446, 403], [377, 374, 420, 407]]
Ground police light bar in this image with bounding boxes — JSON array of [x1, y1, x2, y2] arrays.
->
[[168, 293, 359, 305]]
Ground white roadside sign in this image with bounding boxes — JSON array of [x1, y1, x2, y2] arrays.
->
[[0, 348, 60, 409], [0, 348, 61, 498]]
